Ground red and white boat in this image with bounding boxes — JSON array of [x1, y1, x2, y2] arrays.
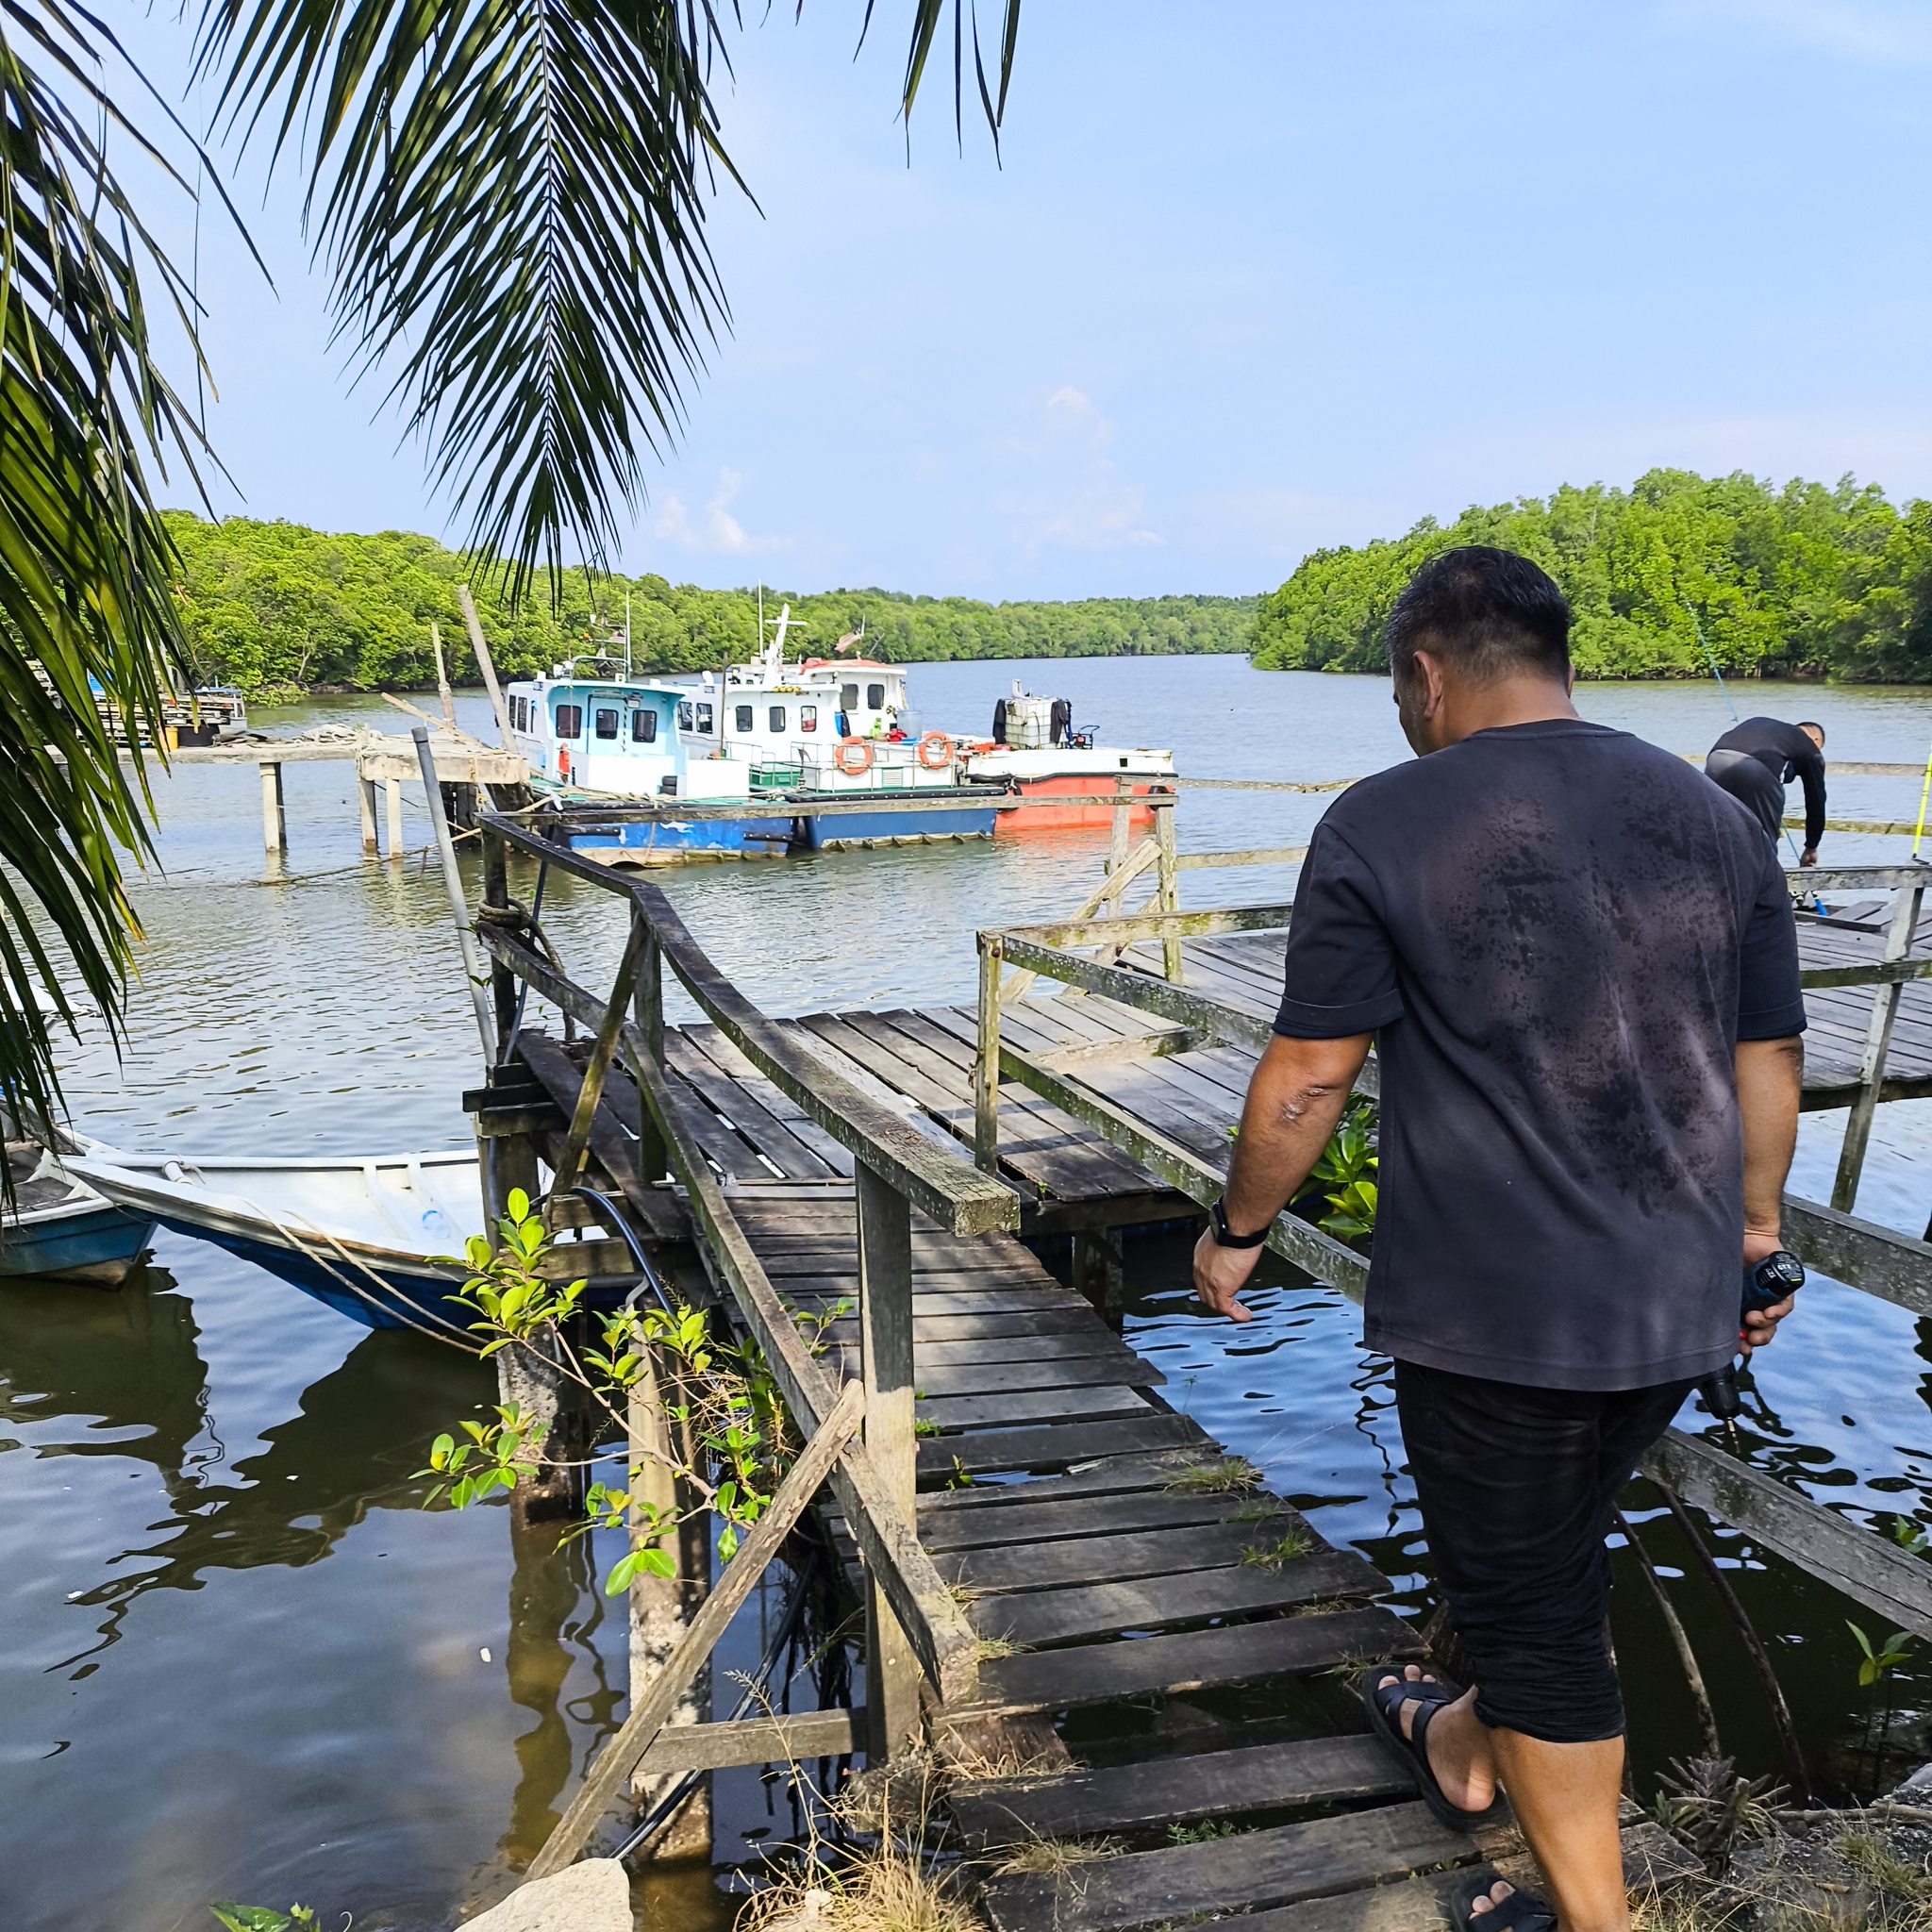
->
[[958, 684, 1174, 830]]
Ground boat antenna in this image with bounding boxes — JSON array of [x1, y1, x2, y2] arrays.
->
[[625, 588, 632, 680]]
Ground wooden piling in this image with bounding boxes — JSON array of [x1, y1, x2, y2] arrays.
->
[[633, 913, 668, 1188], [1834, 877, 1926, 1210], [358, 776, 379, 856], [1072, 1224, 1126, 1328], [626, 1352, 713, 1858], [857, 1162, 921, 1760], [258, 760, 287, 854], [385, 775, 404, 859]]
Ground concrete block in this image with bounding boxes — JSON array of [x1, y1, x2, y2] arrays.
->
[[463, 1858, 630, 1931]]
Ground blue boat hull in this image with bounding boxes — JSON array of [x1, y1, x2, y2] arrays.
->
[[802, 793, 997, 849], [564, 816, 796, 863], [0, 1204, 156, 1286]]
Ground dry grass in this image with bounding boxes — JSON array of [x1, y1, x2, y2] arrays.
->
[[1163, 1457, 1263, 1496], [740, 1848, 985, 1932], [966, 1634, 1028, 1662], [989, 1837, 1123, 1878]]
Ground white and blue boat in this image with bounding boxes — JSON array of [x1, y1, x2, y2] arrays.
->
[[1, 1135, 157, 1287]]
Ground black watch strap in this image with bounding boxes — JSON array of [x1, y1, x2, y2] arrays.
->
[[1211, 1198, 1269, 1249]]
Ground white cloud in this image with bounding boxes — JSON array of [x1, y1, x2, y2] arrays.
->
[[1668, 0, 1932, 62], [1001, 386, 1162, 553], [650, 468, 791, 554]]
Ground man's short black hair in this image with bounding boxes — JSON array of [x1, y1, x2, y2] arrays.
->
[[1386, 545, 1571, 687], [1797, 720, 1825, 742]]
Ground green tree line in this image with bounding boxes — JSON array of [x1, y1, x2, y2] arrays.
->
[[161, 512, 1256, 692], [1256, 469, 1932, 681]]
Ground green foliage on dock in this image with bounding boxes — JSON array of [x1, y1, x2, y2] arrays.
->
[[160, 511, 1257, 691], [1256, 469, 1932, 682]]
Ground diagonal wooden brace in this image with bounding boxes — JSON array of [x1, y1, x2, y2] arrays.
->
[[550, 921, 650, 1204]]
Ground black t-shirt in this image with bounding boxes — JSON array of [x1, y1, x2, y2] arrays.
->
[[1274, 719, 1806, 1392], [1710, 716, 1826, 850]]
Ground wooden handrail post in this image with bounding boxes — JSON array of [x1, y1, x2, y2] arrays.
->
[[857, 1163, 921, 1761], [483, 828, 516, 1059], [1833, 876, 1925, 1210], [1153, 792, 1181, 983], [633, 909, 667, 1188], [1101, 774, 1133, 964], [975, 932, 1004, 1175]]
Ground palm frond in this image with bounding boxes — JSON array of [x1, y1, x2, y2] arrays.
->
[[862, 0, 1022, 154], [197, 0, 741, 606], [0, 0, 220, 1155]]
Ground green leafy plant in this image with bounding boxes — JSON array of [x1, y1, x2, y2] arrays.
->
[[209, 1907, 320, 1932], [1892, 1516, 1931, 1557], [424, 1189, 788, 1590], [1167, 1819, 1240, 1845], [1309, 1098, 1378, 1242], [1850, 1622, 1914, 1688], [1241, 1526, 1313, 1569]]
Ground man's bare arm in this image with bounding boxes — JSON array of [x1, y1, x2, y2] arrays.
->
[[1192, 1031, 1373, 1322], [1737, 1033, 1803, 1350]]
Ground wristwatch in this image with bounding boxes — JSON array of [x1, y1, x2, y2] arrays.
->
[[1209, 1198, 1269, 1249]]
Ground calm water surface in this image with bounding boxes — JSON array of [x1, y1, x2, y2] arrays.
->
[[9, 659, 1932, 1928]]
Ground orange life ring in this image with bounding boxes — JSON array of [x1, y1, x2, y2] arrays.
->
[[916, 730, 953, 772], [834, 737, 874, 776]]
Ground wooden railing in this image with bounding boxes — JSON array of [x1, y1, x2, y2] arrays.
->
[[473, 810, 1015, 1875], [974, 861, 1932, 1648]]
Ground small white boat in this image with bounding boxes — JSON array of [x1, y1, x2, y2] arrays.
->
[[1, 1135, 157, 1287], [63, 1146, 487, 1341]]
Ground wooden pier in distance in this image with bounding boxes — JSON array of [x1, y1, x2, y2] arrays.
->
[[464, 809, 1932, 1917]]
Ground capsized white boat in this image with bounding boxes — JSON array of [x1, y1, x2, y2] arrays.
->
[[63, 1146, 491, 1341]]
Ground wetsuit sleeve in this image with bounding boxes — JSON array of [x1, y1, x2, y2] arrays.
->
[[1274, 820, 1404, 1038], [1792, 738, 1826, 851], [1738, 841, 1807, 1041]]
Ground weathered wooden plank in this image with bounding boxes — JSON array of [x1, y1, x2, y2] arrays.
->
[[977, 1801, 1472, 1932], [1641, 1427, 1932, 1642], [920, 1411, 1211, 1480], [968, 1548, 1388, 1647], [878, 1333, 1155, 1374], [963, 1605, 1422, 1713], [920, 1385, 1152, 1432], [635, 1706, 862, 1773], [950, 1734, 1410, 1844], [995, 933, 1277, 1053], [788, 1282, 1081, 1313], [917, 1483, 1270, 1552], [920, 1448, 1253, 1514], [678, 1024, 858, 1176], [899, 1355, 1167, 1398], [824, 1307, 1109, 1342], [1782, 1191, 1932, 1317], [1004, 904, 1294, 951], [934, 1512, 1310, 1591], [663, 1031, 842, 1179], [1231, 1868, 1474, 1932]]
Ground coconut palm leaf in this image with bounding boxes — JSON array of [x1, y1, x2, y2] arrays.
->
[[196, 0, 1023, 603], [0, 0, 222, 1156]]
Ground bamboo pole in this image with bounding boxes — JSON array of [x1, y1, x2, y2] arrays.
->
[[458, 584, 515, 750], [430, 621, 458, 730], [411, 724, 495, 1064]]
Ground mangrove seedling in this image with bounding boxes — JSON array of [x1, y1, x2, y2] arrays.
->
[[423, 1188, 790, 1591], [209, 1908, 322, 1932], [1309, 1097, 1379, 1243]]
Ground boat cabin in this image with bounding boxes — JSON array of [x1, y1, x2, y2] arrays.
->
[[507, 670, 748, 798]]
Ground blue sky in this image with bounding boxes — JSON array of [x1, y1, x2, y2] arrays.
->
[[109, 0, 1932, 598]]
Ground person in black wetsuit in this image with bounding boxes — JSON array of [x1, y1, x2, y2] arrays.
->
[[1704, 718, 1826, 864]]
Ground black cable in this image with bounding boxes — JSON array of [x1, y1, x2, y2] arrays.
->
[[610, 1541, 832, 1862]]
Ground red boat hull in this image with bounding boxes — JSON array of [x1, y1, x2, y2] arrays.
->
[[996, 774, 1160, 832]]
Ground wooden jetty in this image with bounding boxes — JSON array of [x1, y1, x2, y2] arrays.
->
[[460, 808, 1932, 1921]]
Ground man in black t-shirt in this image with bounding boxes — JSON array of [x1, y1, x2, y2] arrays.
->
[[1193, 548, 1805, 1932], [1705, 716, 1826, 863]]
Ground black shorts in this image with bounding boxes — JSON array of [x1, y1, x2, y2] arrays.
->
[[1705, 748, 1786, 844], [1393, 1359, 1694, 1744]]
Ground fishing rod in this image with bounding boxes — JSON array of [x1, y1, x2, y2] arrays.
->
[[1690, 611, 1825, 911]]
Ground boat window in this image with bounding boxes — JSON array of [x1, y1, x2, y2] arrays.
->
[[735, 704, 754, 733], [769, 705, 787, 733], [594, 707, 620, 740], [867, 683, 885, 710], [799, 704, 818, 733], [554, 703, 583, 739], [677, 700, 693, 731], [696, 702, 714, 733], [516, 696, 529, 732], [632, 709, 658, 743], [841, 683, 858, 712]]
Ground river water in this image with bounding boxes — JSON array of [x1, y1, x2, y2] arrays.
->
[[7, 658, 1932, 1930]]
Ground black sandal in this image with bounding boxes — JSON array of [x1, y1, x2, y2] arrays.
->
[[1358, 1667, 1510, 1830], [1450, 1872, 1556, 1932]]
